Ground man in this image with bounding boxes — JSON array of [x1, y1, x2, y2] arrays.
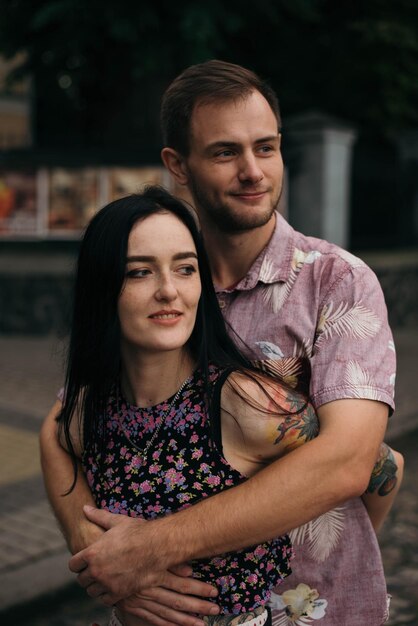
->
[[40, 61, 396, 625]]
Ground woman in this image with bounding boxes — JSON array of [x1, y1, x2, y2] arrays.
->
[[49, 186, 401, 626]]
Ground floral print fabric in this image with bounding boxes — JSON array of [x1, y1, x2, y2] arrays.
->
[[82, 366, 293, 615], [216, 213, 392, 624]]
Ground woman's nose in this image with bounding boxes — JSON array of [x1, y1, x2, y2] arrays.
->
[[155, 275, 178, 301]]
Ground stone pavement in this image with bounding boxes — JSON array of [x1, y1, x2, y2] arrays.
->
[[0, 330, 417, 625]]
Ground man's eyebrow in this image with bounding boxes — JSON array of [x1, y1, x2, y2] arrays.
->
[[126, 252, 198, 262], [204, 141, 239, 153], [254, 135, 280, 144], [205, 135, 280, 153]]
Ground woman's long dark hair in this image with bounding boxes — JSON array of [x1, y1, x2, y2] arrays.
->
[[58, 185, 263, 490]]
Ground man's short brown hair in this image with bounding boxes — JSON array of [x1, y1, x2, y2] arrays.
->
[[161, 60, 281, 156]]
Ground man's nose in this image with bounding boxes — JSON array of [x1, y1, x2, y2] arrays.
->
[[238, 152, 264, 184]]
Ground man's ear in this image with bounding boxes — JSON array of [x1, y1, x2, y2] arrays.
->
[[161, 147, 189, 186]]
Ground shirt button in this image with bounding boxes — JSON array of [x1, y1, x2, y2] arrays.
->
[[218, 298, 226, 309]]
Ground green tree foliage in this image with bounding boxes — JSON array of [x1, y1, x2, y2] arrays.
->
[[0, 0, 417, 152]]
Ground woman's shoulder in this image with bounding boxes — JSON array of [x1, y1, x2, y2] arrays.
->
[[220, 370, 319, 469], [222, 369, 308, 416], [57, 392, 85, 458]]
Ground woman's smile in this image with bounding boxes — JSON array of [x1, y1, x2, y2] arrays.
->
[[148, 310, 183, 324]]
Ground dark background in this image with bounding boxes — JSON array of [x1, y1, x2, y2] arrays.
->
[[1, 0, 418, 248]]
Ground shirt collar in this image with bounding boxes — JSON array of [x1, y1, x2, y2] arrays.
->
[[216, 212, 296, 293]]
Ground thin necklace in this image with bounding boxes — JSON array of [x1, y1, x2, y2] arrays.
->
[[117, 374, 192, 465]]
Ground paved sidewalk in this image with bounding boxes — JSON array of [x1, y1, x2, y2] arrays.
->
[[0, 336, 73, 612], [0, 330, 417, 623]]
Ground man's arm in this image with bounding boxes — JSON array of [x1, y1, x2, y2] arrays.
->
[[70, 397, 388, 605], [362, 443, 404, 532]]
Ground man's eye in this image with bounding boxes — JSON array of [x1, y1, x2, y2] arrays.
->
[[258, 145, 274, 154], [215, 150, 234, 158]]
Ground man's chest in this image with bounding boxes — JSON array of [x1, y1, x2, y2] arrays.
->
[[217, 285, 319, 395]]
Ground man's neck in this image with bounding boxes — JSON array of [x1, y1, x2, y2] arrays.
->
[[201, 215, 276, 289]]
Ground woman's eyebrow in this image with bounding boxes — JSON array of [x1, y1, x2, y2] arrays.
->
[[173, 252, 198, 260], [126, 252, 198, 262]]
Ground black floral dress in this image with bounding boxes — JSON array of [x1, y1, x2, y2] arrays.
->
[[83, 366, 293, 616]]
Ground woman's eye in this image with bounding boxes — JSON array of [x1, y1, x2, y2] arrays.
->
[[126, 268, 151, 278], [177, 265, 197, 276]]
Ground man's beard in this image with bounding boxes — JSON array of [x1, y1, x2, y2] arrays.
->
[[190, 179, 282, 234]]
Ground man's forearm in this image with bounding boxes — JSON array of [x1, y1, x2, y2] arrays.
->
[[150, 398, 388, 567], [362, 444, 404, 532], [71, 398, 388, 604], [39, 400, 102, 553], [155, 439, 355, 565]]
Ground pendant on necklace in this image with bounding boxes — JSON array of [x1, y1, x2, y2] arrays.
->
[[133, 453, 146, 467]]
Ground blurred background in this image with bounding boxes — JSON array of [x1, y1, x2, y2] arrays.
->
[[0, 1, 417, 624], [0, 0, 417, 334]]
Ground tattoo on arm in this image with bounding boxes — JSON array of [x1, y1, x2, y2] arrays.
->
[[366, 443, 398, 496]]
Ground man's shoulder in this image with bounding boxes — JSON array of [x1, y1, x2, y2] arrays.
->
[[252, 214, 379, 298], [291, 225, 367, 271], [284, 227, 383, 300]]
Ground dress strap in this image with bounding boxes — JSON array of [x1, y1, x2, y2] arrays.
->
[[210, 367, 235, 453]]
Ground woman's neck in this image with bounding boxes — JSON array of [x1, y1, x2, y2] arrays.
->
[[120, 348, 195, 408]]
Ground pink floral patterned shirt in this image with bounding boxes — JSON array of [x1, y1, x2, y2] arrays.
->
[[215, 212, 395, 626]]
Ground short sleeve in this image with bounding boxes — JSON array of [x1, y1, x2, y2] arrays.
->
[[309, 264, 396, 414]]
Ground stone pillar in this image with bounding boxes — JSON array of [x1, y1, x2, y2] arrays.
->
[[282, 112, 357, 248], [395, 131, 418, 246]]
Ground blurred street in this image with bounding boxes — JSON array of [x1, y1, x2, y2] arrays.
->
[[0, 330, 417, 625]]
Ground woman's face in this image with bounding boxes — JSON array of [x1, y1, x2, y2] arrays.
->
[[118, 211, 201, 358]]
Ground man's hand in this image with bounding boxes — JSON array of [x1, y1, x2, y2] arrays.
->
[[69, 507, 157, 604], [117, 564, 220, 626], [69, 506, 219, 617]]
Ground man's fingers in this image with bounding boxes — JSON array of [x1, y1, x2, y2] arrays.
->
[[169, 563, 193, 577], [84, 581, 107, 599], [73, 566, 95, 588], [131, 586, 219, 616], [98, 592, 117, 608], [125, 605, 181, 626], [73, 566, 112, 604], [120, 597, 207, 626], [164, 571, 218, 599], [83, 505, 125, 530], [69, 551, 88, 574]]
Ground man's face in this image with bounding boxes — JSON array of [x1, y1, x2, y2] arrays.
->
[[184, 90, 283, 234]]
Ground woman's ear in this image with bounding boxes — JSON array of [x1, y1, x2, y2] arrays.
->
[[161, 148, 189, 186]]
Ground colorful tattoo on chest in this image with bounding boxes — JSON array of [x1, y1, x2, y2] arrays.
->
[[366, 443, 398, 496]]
